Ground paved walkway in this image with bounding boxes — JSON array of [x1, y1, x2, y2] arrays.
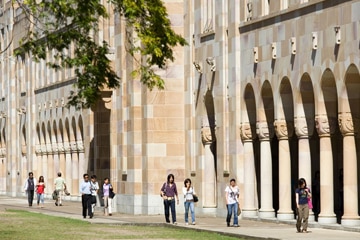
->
[[1, 196, 360, 240]]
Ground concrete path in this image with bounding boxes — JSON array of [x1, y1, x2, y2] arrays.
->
[[1, 196, 359, 240]]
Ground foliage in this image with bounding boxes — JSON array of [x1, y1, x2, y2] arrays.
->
[[15, 0, 186, 109]]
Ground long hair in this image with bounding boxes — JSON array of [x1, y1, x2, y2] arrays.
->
[[184, 178, 191, 187], [298, 178, 307, 188], [38, 176, 44, 183], [167, 174, 175, 183]]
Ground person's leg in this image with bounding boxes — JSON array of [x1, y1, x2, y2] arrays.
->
[[302, 205, 309, 231], [226, 204, 232, 226], [108, 197, 113, 215], [170, 199, 176, 223], [234, 203, 239, 225], [40, 193, 44, 207], [190, 202, 195, 224], [55, 190, 59, 205], [58, 190, 63, 205], [104, 196, 109, 215], [81, 195, 86, 218], [164, 200, 170, 223], [296, 206, 303, 232], [86, 195, 93, 217], [184, 201, 189, 223], [37, 193, 40, 206]]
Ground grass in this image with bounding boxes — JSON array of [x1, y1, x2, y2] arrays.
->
[[0, 209, 243, 240]]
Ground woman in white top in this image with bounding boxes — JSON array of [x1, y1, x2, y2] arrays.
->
[[182, 178, 196, 225], [225, 178, 240, 227]]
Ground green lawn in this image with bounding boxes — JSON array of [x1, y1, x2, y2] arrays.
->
[[0, 209, 242, 240]]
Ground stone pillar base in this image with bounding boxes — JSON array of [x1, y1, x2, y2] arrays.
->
[[341, 217, 360, 226], [241, 209, 258, 218], [201, 207, 217, 217], [277, 212, 294, 220], [259, 210, 275, 219], [318, 215, 337, 224]]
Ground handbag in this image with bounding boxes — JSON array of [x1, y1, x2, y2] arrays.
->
[[52, 190, 58, 200], [64, 188, 70, 196], [308, 197, 313, 209], [237, 202, 241, 216], [109, 190, 115, 199], [193, 195, 199, 203]]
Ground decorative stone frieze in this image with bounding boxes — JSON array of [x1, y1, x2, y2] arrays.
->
[[274, 119, 288, 140], [315, 115, 335, 137], [41, 145, 47, 155], [52, 143, 59, 154], [71, 141, 78, 152], [63, 142, 71, 154], [77, 141, 84, 153], [35, 144, 41, 155], [0, 148, 6, 157], [240, 122, 253, 142], [295, 117, 308, 139], [338, 112, 356, 136], [206, 57, 216, 72], [46, 143, 53, 154], [57, 142, 65, 153], [256, 121, 269, 140], [21, 145, 27, 155], [201, 126, 213, 145]]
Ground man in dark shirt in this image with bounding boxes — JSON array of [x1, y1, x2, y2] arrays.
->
[[160, 174, 179, 224], [24, 172, 36, 207]]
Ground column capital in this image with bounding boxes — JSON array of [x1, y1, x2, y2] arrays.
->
[[274, 119, 289, 140], [201, 125, 213, 145], [338, 112, 356, 136], [295, 117, 308, 139], [315, 115, 335, 137], [240, 122, 253, 142], [256, 121, 269, 140]]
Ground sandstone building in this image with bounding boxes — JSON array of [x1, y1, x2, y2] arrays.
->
[[0, 0, 359, 226]]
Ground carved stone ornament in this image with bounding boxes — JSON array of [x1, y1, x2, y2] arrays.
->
[[64, 142, 71, 153], [295, 117, 308, 138], [240, 122, 252, 142], [256, 121, 270, 140], [274, 119, 288, 140], [71, 141, 78, 152], [77, 141, 85, 152], [206, 57, 216, 72], [338, 112, 355, 136], [41, 145, 47, 155], [35, 144, 42, 155], [0, 147, 6, 157], [201, 126, 213, 145], [46, 143, 53, 154], [57, 142, 65, 153], [52, 143, 59, 153], [193, 61, 202, 74], [21, 145, 27, 155], [315, 115, 335, 136]]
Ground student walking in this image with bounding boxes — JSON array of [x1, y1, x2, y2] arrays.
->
[[182, 178, 196, 225], [103, 178, 114, 216], [225, 178, 240, 227], [90, 175, 99, 215], [80, 173, 93, 219], [24, 172, 37, 207], [54, 172, 67, 206], [160, 174, 179, 224], [295, 178, 311, 233], [36, 176, 46, 208]]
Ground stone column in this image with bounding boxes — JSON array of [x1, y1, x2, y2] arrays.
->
[[338, 113, 360, 226], [71, 141, 79, 199], [77, 141, 85, 184], [240, 122, 257, 217], [64, 141, 72, 193], [295, 116, 314, 221], [257, 121, 275, 218], [295, 117, 312, 186], [274, 119, 293, 220], [41, 144, 48, 183], [46, 143, 54, 194], [201, 125, 216, 208], [315, 115, 336, 224]]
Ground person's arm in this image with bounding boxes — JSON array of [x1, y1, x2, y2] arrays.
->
[[182, 187, 187, 196], [160, 183, 167, 199], [306, 188, 312, 198], [175, 185, 179, 205], [295, 192, 299, 208], [225, 187, 229, 205]]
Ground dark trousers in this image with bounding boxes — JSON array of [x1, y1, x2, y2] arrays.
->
[[163, 199, 176, 223], [82, 194, 93, 218], [27, 190, 34, 206]]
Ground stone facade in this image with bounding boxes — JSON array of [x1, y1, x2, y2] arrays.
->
[[0, 0, 359, 227]]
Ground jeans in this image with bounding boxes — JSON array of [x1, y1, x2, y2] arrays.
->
[[27, 190, 34, 206], [104, 196, 113, 215], [184, 201, 195, 223], [37, 193, 44, 205], [226, 202, 238, 225], [164, 199, 176, 223]]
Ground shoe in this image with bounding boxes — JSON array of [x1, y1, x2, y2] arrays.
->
[[185, 222, 189, 226], [192, 222, 196, 225], [83, 216, 86, 219], [90, 214, 93, 219], [233, 224, 240, 227], [173, 222, 177, 225], [166, 221, 170, 224], [227, 222, 230, 227], [109, 213, 112, 216], [55, 202, 58, 206], [59, 204, 62, 206]]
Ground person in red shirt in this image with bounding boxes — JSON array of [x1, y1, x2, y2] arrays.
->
[[36, 176, 46, 208]]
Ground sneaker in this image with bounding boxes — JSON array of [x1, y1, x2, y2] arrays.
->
[[55, 202, 58, 206], [173, 222, 177, 225], [192, 222, 196, 225], [233, 224, 240, 227], [185, 222, 189, 226], [109, 213, 112, 216]]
